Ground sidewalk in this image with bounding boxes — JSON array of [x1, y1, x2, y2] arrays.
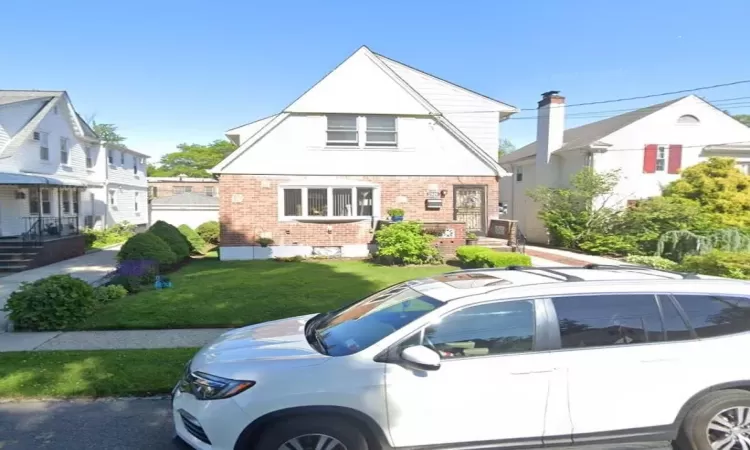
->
[[524, 245, 621, 267], [0, 246, 121, 332], [0, 328, 230, 352]]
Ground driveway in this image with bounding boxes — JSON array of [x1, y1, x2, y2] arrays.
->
[[0, 398, 673, 450]]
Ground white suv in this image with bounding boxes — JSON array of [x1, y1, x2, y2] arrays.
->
[[172, 264, 750, 450]]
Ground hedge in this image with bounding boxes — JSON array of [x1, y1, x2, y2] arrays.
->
[[149, 221, 190, 260], [117, 231, 177, 268], [2, 275, 96, 330], [456, 246, 531, 268], [679, 251, 750, 280], [178, 225, 206, 254], [196, 221, 220, 245]]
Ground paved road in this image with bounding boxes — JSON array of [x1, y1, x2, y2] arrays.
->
[[0, 398, 184, 450], [0, 398, 673, 450]]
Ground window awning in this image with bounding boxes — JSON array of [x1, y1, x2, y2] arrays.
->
[[0, 172, 87, 187]]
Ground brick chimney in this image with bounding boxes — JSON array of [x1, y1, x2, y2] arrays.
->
[[535, 91, 565, 167]]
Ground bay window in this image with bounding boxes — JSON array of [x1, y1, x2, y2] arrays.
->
[[280, 185, 377, 219]]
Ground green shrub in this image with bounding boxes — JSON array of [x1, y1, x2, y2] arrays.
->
[[456, 246, 531, 268], [387, 208, 405, 217], [624, 255, 680, 271], [149, 221, 190, 260], [2, 275, 95, 330], [577, 234, 637, 256], [196, 221, 220, 245], [679, 251, 750, 279], [256, 237, 274, 247], [117, 232, 177, 267], [93, 285, 129, 303], [374, 221, 440, 265], [178, 225, 206, 254], [82, 221, 135, 250], [275, 255, 304, 262]]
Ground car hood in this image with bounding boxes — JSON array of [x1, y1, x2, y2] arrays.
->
[[190, 314, 329, 378]]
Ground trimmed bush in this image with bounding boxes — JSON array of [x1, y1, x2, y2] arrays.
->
[[82, 221, 135, 250], [117, 232, 177, 267], [178, 225, 206, 254], [94, 285, 129, 303], [624, 255, 679, 271], [374, 221, 441, 265], [456, 246, 532, 268], [149, 221, 190, 260], [679, 251, 750, 279], [196, 221, 220, 245], [2, 275, 95, 331]]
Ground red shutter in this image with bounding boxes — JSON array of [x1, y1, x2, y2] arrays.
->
[[643, 144, 657, 173], [668, 144, 683, 174]]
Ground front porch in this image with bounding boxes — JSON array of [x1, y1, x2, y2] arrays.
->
[[0, 173, 88, 272]]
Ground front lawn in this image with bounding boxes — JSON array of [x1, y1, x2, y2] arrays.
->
[[77, 257, 451, 330], [0, 348, 195, 399]]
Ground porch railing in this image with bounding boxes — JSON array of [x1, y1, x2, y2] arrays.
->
[[22, 216, 80, 243]]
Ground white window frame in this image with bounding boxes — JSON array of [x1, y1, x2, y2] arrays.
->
[[108, 150, 114, 164], [85, 147, 94, 169], [60, 137, 69, 165], [278, 184, 379, 221], [515, 166, 523, 182], [204, 186, 216, 197], [37, 131, 50, 161], [326, 115, 359, 147], [61, 189, 71, 214], [120, 151, 125, 165], [656, 145, 668, 172], [365, 115, 398, 147], [134, 192, 140, 213]]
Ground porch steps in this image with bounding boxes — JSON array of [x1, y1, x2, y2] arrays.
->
[[476, 237, 514, 253], [0, 241, 41, 273]]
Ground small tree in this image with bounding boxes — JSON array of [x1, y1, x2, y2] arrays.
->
[[527, 168, 623, 249]]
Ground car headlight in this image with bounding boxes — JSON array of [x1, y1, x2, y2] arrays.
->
[[180, 370, 255, 401]]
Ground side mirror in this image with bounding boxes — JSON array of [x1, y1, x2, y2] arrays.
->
[[400, 345, 441, 371]]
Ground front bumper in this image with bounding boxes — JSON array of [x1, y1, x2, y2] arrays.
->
[[172, 384, 251, 450]]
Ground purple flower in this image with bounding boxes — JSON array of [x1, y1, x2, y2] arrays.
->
[[117, 260, 158, 277]]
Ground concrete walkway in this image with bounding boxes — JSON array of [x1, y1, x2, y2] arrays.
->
[[0, 328, 230, 352], [0, 247, 121, 332], [524, 245, 621, 267]]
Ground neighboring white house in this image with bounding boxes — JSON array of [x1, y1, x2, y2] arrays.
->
[[499, 92, 750, 244], [0, 90, 149, 241], [212, 46, 517, 260]]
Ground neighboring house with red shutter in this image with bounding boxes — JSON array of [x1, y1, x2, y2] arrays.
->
[[211, 46, 517, 260], [499, 92, 750, 244]]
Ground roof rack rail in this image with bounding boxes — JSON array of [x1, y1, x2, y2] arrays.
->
[[582, 263, 702, 280], [505, 265, 584, 282]]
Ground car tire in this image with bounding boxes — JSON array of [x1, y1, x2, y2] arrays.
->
[[255, 416, 369, 450], [676, 389, 750, 450]]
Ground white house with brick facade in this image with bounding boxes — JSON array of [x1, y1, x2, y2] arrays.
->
[[499, 92, 750, 244], [211, 46, 517, 260], [0, 90, 149, 271]]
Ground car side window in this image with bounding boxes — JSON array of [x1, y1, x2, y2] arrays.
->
[[418, 300, 535, 360], [673, 294, 750, 338], [658, 295, 693, 341], [552, 294, 663, 349]]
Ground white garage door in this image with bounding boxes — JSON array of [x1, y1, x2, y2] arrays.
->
[[149, 208, 219, 229]]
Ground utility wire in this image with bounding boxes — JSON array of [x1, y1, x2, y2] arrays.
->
[[445, 80, 750, 114], [502, 140, 750, 157], [504, 101, 750, 121]]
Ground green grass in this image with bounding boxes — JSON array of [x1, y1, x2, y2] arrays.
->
[[0, 348, 195, 399], [77, 257, 451, 330]]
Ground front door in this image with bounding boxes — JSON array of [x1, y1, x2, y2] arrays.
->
[[384, 299, 554, 447], [454, 185, 486, 234]]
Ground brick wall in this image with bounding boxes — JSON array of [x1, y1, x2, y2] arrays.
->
[[219, 175, 498, 247], [150, 181, 218, 198]]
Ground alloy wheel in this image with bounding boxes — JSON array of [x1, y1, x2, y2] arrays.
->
[[707, 406, 750, 450], [278, 433, 347, 450]]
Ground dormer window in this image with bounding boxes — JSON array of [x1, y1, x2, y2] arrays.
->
[[326, 115, 358, 146], [365, 116, 397, 147]]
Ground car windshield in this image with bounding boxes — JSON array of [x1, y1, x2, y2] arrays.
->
[[313, 283, 443, 356]]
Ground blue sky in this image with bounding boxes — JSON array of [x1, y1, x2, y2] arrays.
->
[[2, 0, 749, 160]]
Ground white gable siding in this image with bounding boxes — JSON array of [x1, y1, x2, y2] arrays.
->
[[0, 99, 48, 154], [107, 186, 148, 226], [13, 104, 89, 178], [287, 49, 429, 115], [381, 58, 506, 161], [106, 148, 147, 187], [594, 96, 750, 205], [226, 116, 276, 146], [220, 114, 495, 176]]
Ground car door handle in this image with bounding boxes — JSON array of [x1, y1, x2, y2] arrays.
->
[[511, 369, 553, 375]]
